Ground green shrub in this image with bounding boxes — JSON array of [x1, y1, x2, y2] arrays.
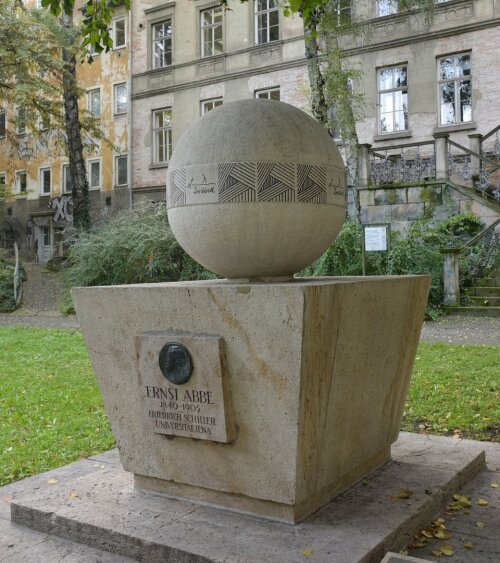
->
[[66, 203, 214, 288], [386, 221, 447, 318], [0, 250, 26, 311], [302, 213, 488, 319]]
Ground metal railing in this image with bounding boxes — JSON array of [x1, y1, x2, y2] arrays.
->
[[369, 140, 435, 185], [448, 139, 500, 204]]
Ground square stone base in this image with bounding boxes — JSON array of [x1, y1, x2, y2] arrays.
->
[[73, 276, 430, 523]]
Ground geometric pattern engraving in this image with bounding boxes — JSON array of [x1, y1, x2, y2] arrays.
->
[[218, 162, 256, 203], [297, 165, 326, 204], [257, 162, 296, 202], [169, 168, 187, 207]]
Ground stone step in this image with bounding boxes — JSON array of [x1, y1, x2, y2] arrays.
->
[[465, 286, 500, 297], [469, 277, 500, 287], [445, 305, 500, 318], [468, 295, 500, 306]]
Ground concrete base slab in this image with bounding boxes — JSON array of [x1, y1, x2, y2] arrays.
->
[[10, 433, 485, 563]]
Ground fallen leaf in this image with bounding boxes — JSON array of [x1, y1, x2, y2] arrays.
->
[[477, 498, 489, 506], [475, 521, 486, 528], [452, 494, 472, 508], [434, 518, 446, 526], [303, 549, 313, 556], [440, 544, 454, 556], [434, 530, 451, 540], [490, 482, 498, 488], [391, 488, 413, 500], [47, 479, 58, 484], [464, 542, 474, 549], [431, 550, 443, 557], [399, 551, 408, 556], [69, 491, 78, 499], [421, 529, 434, 538]]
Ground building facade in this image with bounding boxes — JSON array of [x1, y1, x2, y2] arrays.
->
[[1, 0, 499, 262], [0, 0, 131, 262]]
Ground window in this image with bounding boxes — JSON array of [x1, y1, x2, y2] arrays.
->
[[255, 87, 280, 100], [0, 172, 6, 187], [114, 83, 127, 115], [15, 108, 26, 135], [42, 226, 51, 247], [88, 159, 101, 189], [153, 20, 172, 69], [16, 171, 27, 194], [113, 18, 126, 48], [335, 0, 352, 25], [378, 66, 408, 133], [152, 109, 172, 164], [255, 0, 279, 45], [88, 88, 101, 117], [63, 165, 72, 193], [201, 98, 223, 115], [115, 155, 128, 186], [377, 0, 398, 16], [0, 111, 5, 138], [201, 7, 223, 57], [40, 167, 51, 195], [438, 53, 472, 126]]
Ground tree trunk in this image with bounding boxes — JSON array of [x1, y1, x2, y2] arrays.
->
[[62, 15, 90, 231], [303, 17, 328, 125]]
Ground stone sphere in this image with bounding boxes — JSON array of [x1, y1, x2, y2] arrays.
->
[[166, 99, 346, 279]]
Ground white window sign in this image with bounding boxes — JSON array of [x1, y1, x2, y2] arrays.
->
[[364, 226, 388, 251]]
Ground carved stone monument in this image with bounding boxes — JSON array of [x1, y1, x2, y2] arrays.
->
[[73, 100, 430, 524]]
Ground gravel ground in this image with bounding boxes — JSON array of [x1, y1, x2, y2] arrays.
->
[[421, 315, 500, 346]]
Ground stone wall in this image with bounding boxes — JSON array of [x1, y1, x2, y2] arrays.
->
[[359, 182, 499, 232]]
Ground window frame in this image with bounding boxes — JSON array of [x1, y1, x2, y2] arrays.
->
[[115, 155, 128, 186], [377, 64, 409, 135], [376, 0, 399, 17], [16, 170, 27, 194], [201, 98, 223, 115], [15, 107, 26, 135], [88, 88, 101, 117], [254, 87, 280, 100], [87, 158, 102, 190], [255, 0, 280, 45], [63, 164, 72, 194], [152, 19, 173, 69], [152, 108, 173, 165], [200, 6, 223, 58], [0, 172, 6, 187], [114, 82, 128, 115], [437, 52, 472, 127], [113, 17, 126, 49], [0, 111, 6, 139], [39, 166, 51, 196]]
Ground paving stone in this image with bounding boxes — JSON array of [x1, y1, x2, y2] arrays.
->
[[8, 434, 485, 563]]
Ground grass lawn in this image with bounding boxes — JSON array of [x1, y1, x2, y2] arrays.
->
[[402, 342, 499, 442], [0, 328, 498, 487], [0, 327, 114, 487]]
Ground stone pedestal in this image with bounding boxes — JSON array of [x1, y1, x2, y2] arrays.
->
[[73, 276, 430, 524]]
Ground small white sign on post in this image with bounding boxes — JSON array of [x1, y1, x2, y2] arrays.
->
[[364, 226, 388, 252]]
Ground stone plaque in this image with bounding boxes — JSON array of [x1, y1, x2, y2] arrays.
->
[[136, 332, 236, 443]]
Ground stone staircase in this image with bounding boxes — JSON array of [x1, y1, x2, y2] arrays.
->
[[449, 257, 500, 318]]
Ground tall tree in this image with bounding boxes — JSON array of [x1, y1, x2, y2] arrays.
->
[[0, 0, 105, 229]]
